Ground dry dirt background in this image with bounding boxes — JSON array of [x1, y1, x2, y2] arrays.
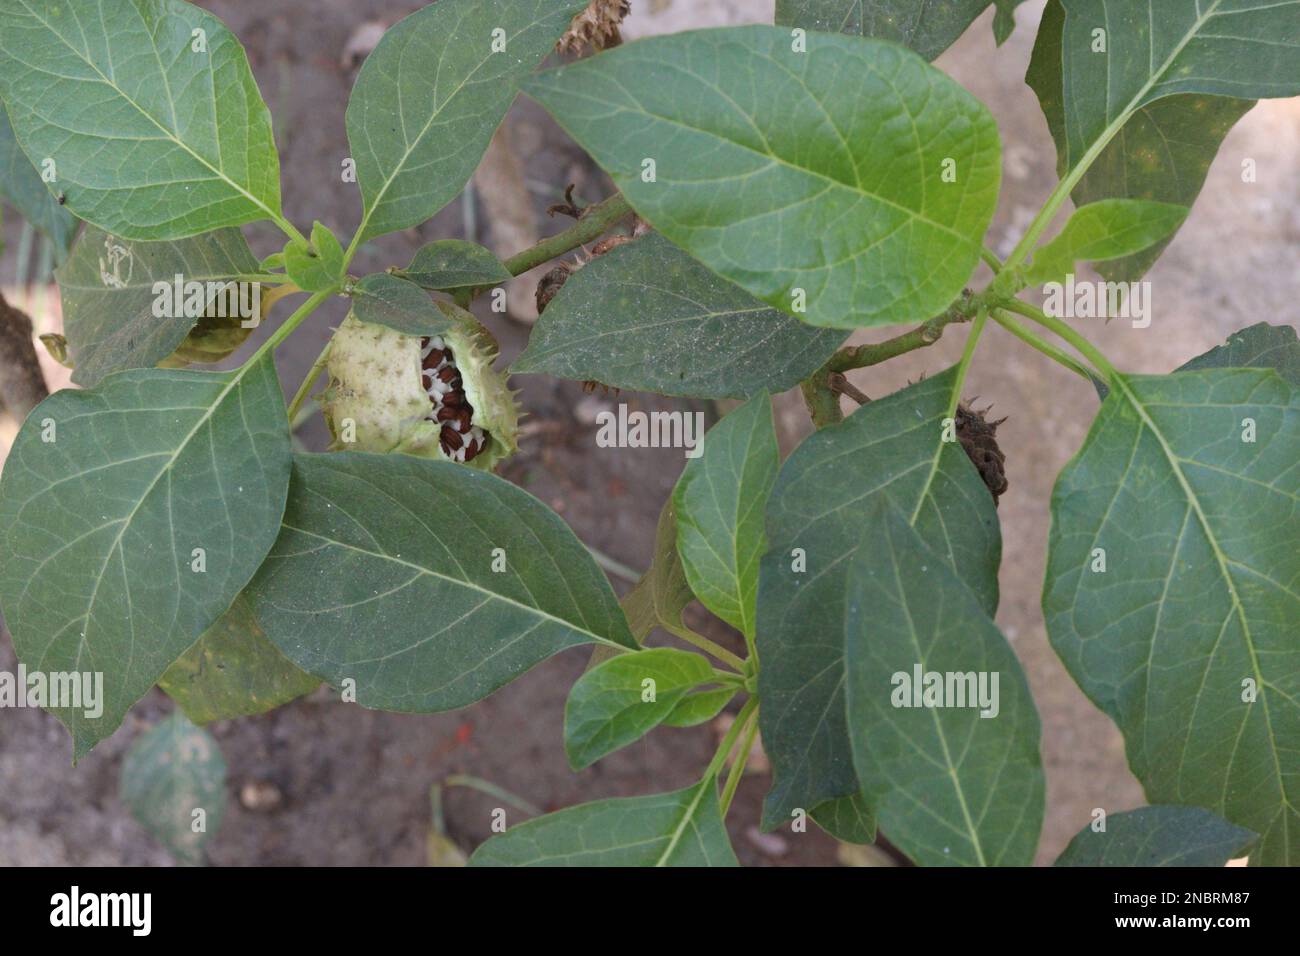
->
[[1, 0, 1297, 866]]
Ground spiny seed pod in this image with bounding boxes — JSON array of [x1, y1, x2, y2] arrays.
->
[[319, 308, 519, 470], [955, 401, 1008, 506]]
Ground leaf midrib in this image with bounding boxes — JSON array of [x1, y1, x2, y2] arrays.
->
[[1112, 373, 1295, 831], [277, 522, 627, 652]]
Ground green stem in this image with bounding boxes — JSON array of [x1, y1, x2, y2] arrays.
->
[[662, 621, 747, 674], [980, 246, 1004, 273], [502, 193, 634, 277], [946, 307, 989, 420], [287, 337, 333, 423], [719, 708, 760, 816], [442, 774, 542, 818], [584, 544, 643, 583], [247, 288, 335, 370], [705, 696, 758, 781], [990, 309, 1101, 383], [999, 297, 1119, 381], [274, 215, 309, 249], [712, 668, 746, 686]]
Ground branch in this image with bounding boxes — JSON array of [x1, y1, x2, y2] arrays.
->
[[502, 192, 634, 277], [826, 292, 974, 373]]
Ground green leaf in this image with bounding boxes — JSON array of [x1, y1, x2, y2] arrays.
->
[[810, 791, 876, 845], [1044, 368, 1300, 865], [158, 595, 319, 725], [469, 781, 739, 866], [757, 366, 1001, 828], [0, 0, 282, 240], [0, 101, 76, 250], [776, 0, 1026, 61], [620, 497, 695, 644], [245, 453, 637, 713], [396, 240, 511, 292], [283, 221, 344, 293], [1020, 199, 1188, 288], [119, 711, 226, 864], [346, 0, 586, 245], [1177, 322, 1300, 387], [0, 356, 291, 759], [349, 273, 456, 337], [512, 233, 846, 399], [56, 225, 261, 387], [564, 647, 715, 769], [846, 503, 1044, 866], [673, 393, 778, 638], [525, 26, 1002, 329], [1025, 0, 1274, 282], [1055, 806, 1257, 867], [662, 686, 735, 728]]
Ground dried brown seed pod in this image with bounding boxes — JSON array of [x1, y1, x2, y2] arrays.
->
[[955, 401, 1008, 506]]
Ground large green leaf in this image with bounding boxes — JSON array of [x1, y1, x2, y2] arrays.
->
[[1177, 322, 1300, 387], [349, 273, 456, 337], [0, 357, 291, 758], [564, 647, 715, 769], [345, 0, 585, 245], [396, 240, 511, 293], [1044, 368, 1300, 865], [776, 0, 1026, 60], [673, 393, 778, 637], [1055, 806, 1257, 867], [469, 781, 739, 866], [846, 504, 1043, 866], [0, 101, 76, 250], [1020, 199, 1188, 289], [525, 26, 1001, 329], [56, 225, 261, 387], [1025, 0, 1282, 282], [0, 0, 282, 240], [757, 366, 1001, 827], [158, 595, 319, 725], [245, 453, 636, 713], [119, 710, 226, 864], [512, 234, 845, 398]]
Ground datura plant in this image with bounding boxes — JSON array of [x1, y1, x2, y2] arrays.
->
[[0, 0, 1296, 869]]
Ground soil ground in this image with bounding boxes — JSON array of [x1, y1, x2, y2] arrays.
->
[[1, 0, 1296, 866]]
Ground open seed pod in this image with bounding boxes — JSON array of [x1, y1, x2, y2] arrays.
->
[[320, 304, 519, 471]]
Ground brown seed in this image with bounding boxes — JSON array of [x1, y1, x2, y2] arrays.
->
[[442, 390, 465, 407], [422, 348, 446, 370], [440, 424, 463, 450], [456, 409, 473, 431], [436, 366, 459, 384], [463, 438, 481, 462], [436, 405, 459, 422]]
